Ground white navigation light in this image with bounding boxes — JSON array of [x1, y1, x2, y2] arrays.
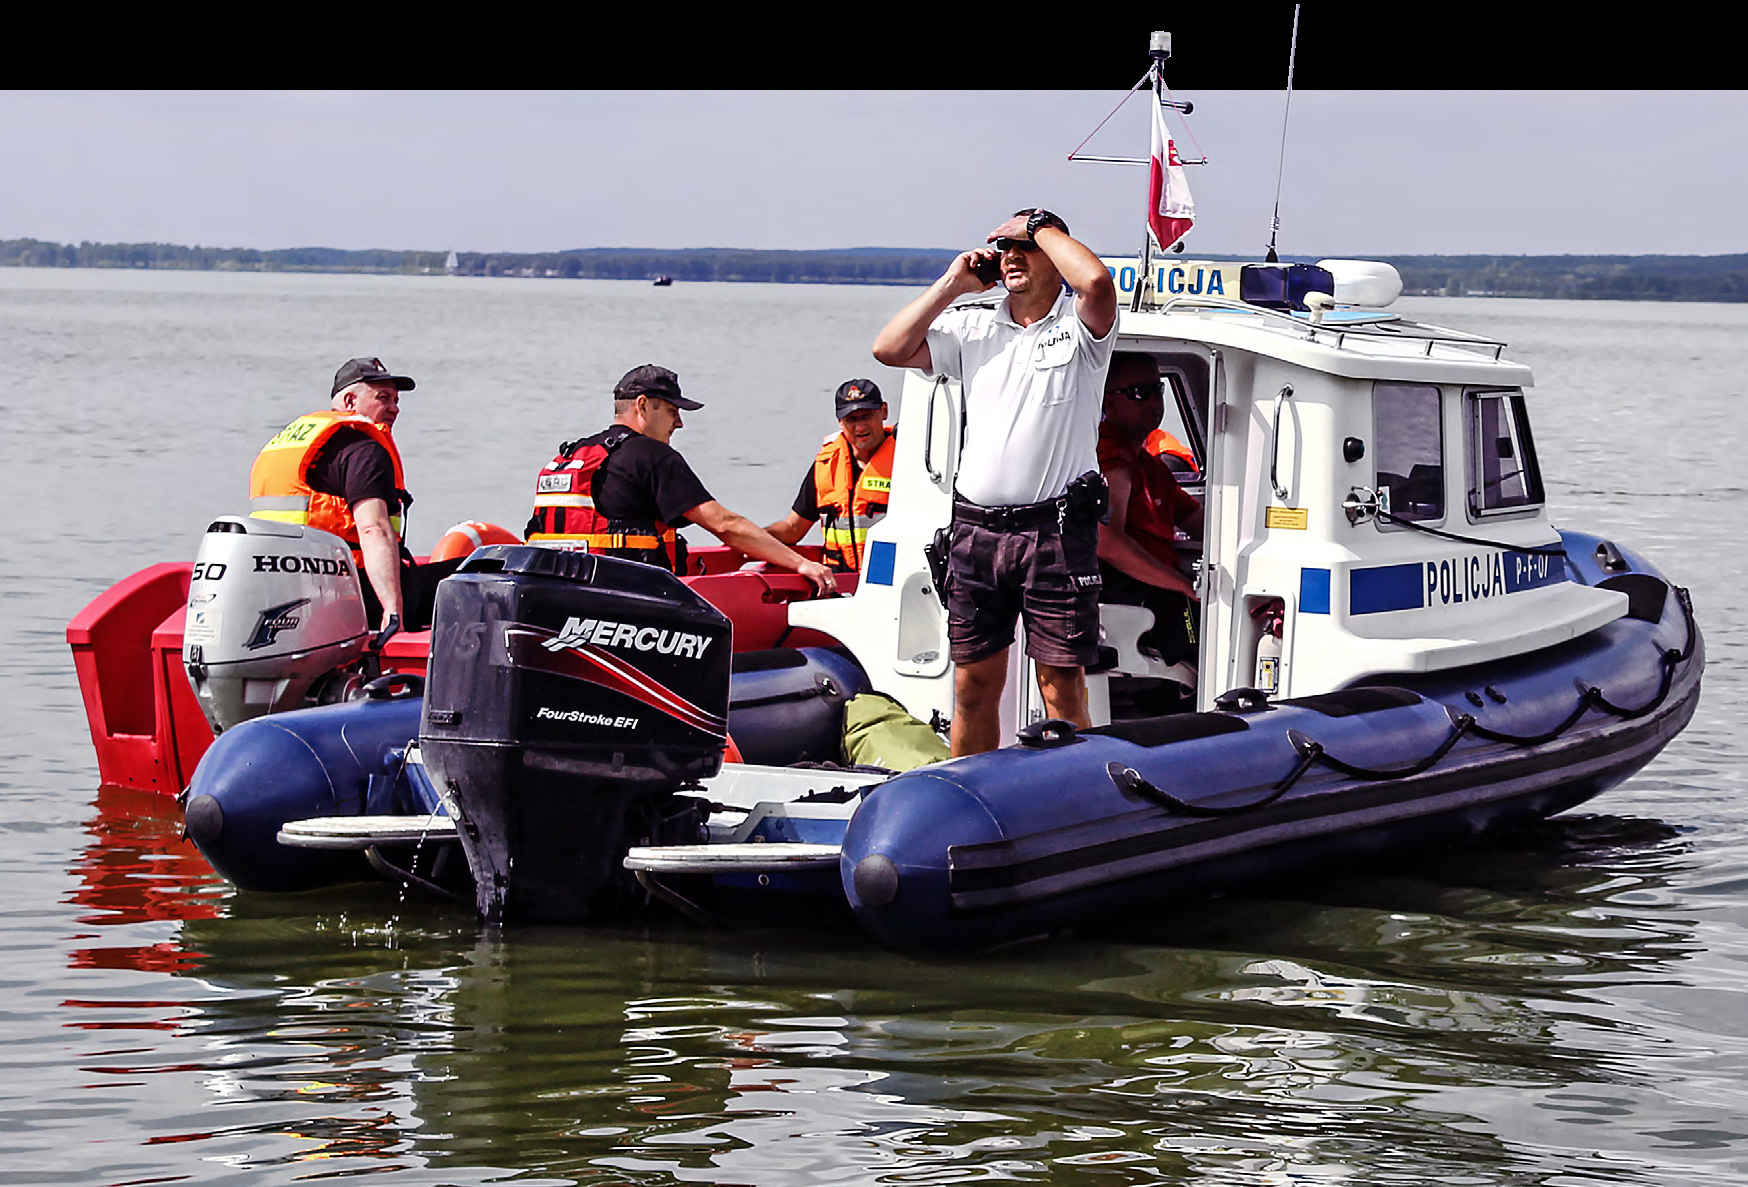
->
[[1317, 260, 1403, 309]]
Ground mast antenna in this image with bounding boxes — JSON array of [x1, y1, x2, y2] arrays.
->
[[1265, 4, 1302, 264]]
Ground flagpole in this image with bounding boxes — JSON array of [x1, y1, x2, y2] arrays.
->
[[1132, 37, 1169, 313]]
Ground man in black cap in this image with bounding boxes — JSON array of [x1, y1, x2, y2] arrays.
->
[[764, 379, 896, 574], [527, 364, 836, 594], [250, 356, 458, 632]]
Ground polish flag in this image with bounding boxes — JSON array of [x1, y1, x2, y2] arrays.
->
[[1148, 98, 1195, 251]]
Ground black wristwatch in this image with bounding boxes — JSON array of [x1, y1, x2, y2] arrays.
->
[[1025, 209, 1067, 239]]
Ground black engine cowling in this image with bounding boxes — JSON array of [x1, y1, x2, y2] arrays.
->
[[419, 545, 731, 924]]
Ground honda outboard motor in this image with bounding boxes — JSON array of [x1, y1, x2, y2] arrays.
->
[[182, 516, 370, 734], [419, 545, 731, 925]]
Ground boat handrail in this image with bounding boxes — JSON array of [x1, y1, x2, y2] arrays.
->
[[923, 377, 946, 484], [1269, 385, 1294, 502], [1156, 293, 1508, 359]]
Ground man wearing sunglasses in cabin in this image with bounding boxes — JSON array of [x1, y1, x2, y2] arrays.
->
[[872, 207, 1118, 757], [1096, 351, 1203, 670]]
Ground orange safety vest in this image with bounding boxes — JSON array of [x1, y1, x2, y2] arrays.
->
[[1145, 428, 1198, 472], [248, 411, 408, 547], [812, 427, 895, 573], [525, 426, 683, 571]]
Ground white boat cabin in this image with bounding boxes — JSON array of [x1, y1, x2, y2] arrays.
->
[[791, 259, 1628, 738]]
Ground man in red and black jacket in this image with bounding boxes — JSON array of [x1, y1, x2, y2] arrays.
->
[[527, 364, 836, 595], [1096, 351, 1204, 667]]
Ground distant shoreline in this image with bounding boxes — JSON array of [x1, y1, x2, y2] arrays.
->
[[5, 239, 1745, 303]]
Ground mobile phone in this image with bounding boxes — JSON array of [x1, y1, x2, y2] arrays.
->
[[971, 254, 1001, 285]]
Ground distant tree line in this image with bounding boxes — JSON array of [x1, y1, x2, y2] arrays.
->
[[6, 237, 1748, 301], [0, 238, 448, 273], [1381, 254, 1748, 302], [451, 247, 963, 285]]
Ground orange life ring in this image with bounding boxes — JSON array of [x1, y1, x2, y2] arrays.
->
[[723, 734, 744, 764], [428, 521, 522, 562]]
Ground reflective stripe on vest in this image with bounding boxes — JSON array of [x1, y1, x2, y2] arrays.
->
[[811, 427, 896, 573], [247, 411, 407, 544], [532, 532, 669, 549], [525, 427, 677, 569]]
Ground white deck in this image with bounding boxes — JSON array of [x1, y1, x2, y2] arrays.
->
[[278, 813, 456, 849]]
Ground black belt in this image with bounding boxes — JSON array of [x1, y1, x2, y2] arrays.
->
[[953, 495, 1066, 531]]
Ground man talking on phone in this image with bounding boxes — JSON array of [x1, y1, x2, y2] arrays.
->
[[872, 208, 1118, 756]]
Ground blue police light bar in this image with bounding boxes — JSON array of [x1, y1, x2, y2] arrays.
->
[[1240, 263, 1335, 312]]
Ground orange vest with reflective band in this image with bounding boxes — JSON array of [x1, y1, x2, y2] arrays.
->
[[811, 427, 895, 573], [526, 427, 682, 571], [1145, 428, 1197, 471], [248, 411, 408, 547]]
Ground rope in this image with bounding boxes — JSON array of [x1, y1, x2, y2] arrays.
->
[[1107, 585, 1698, 818], [1376, 509, 1568, 556], [1296, 715, 1475, 781], [1108, 760, 1296, 818], [1066, 69, 1154, 161], [1160, 81, 1210, 166], [1468, 688, 1601, 746]]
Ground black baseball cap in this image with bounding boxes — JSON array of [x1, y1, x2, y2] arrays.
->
[[834, 378, 885, 419], [332, 357, 415, 397], [614, 363, 703, 411]]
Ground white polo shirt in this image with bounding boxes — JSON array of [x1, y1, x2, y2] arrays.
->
[[925, 289, 1117, 507]]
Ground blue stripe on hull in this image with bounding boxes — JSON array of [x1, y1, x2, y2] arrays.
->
[[1350, 562, 1424, 614]]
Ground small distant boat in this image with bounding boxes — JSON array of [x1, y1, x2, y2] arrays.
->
[[444, 251, 459, 276], [652, 275, 674, 287]]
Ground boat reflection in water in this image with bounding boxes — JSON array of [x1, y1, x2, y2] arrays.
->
[[66, 786, 226, 974], [151, 809, 1701, 1182]]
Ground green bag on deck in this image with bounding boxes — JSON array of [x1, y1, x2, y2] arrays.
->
[[842, 692, 950, 772]]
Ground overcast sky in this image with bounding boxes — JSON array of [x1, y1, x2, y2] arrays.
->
[[3, 89, 1743, 259]]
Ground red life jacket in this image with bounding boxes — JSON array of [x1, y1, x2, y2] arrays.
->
[[525, 426, 683, 571], [1145, 428, 1198, 474]]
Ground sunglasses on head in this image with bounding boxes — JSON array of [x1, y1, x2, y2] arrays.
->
[[1112, 381, 1165, 402], [993, 237, 1040, 253]]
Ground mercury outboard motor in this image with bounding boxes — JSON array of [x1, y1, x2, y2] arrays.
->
[[182, 516, 372, 735], [419, 545, 731, 925]]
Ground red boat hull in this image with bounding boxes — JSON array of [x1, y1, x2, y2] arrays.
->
[[66, 545, 846, 794]]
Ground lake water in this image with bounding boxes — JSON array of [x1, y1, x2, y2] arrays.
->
[[2, 267, 1745, 1185]]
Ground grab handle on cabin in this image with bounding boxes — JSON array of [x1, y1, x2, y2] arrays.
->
[[1270, 384, 1294, 502], [923, 378, 946, 484]]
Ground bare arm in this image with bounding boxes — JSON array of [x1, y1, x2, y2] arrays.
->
[[1096, 466, 1198, 598], [871, 251, 993, 370], [687, 500, 836, 595], [763, 509, 814, 546], [351, 497, 405, 626], [1038, 225, 1118, 338], [984, 216, 1118, 339]]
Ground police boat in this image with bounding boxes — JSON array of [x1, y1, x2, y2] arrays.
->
[[65, 41, 1701, 948], [90, 242, 1700, 945]]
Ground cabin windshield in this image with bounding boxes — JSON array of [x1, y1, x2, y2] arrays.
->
[[1374, 383, 1445, 524], [1466, 388, 1544, 517]]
